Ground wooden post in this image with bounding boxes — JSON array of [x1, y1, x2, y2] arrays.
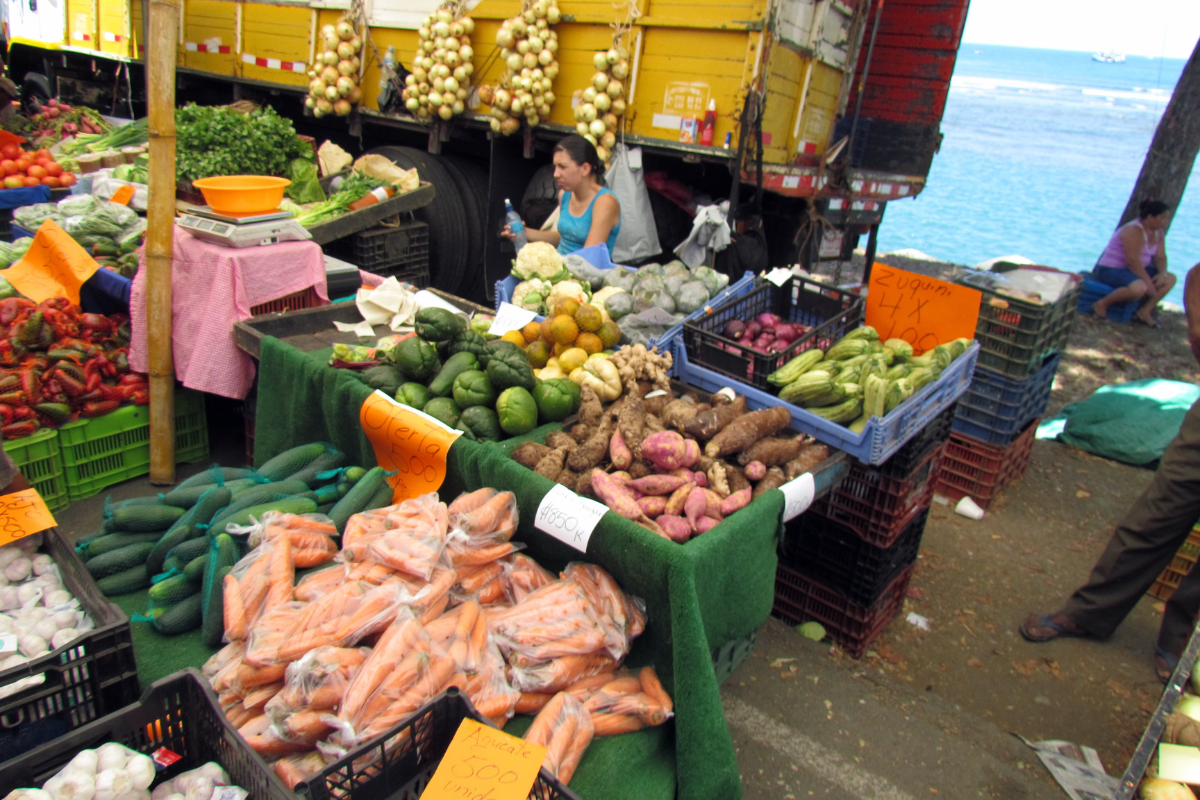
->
[[1119, 37, 1200, 228], [146, 0, 180, 484]]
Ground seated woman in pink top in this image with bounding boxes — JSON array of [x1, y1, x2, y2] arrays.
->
[[1092, 199, 1176, 327]]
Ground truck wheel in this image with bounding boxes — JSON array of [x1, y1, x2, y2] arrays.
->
[[21, 72, 51, 115], [519, 163, 558, 217]]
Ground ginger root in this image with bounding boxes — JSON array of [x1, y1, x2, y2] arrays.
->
[[512, 441, 552, 470], [611, 344, 673, 395], [545, 430, 576, 450]]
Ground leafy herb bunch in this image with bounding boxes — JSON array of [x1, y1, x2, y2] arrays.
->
[[175, 103, 312, 183]]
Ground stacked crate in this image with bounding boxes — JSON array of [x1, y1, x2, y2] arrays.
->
[[772, 405, 955, 657], [325, 218, 431, 286], [934, 272, 1080, 509], [1149, 527, 1200, 601]]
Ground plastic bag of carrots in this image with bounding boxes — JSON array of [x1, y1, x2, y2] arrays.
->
[[264, 646, 371, 731], [446, 488, 520, 561], [228, 511, 339, 569], [503, 554, 555, 603], [525, 692, 594, 786]]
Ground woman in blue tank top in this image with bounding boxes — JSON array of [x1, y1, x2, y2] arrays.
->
[[505, 135, 621, 257]]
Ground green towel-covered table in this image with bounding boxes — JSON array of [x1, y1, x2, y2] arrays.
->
[[252, 333, 802, 800]]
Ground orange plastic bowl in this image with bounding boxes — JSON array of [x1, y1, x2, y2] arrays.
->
[[191, 175, 291, 216]]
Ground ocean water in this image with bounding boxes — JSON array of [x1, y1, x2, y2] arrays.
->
[[877, 44, 1196, 307]]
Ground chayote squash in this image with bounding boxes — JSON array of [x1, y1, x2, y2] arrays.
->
[[360, 365, 404, 395], [428, 351, 479, 397], [448, 330, 489, 362], [393, 337, 441, 382], [532, 378, 581, 422], [459, 405, 502, 441], [453, 369, 496, 409], [496, 386, 538, 436], [422, 396, 461, 429], [486, 345, 536, 392], [414, 307, 467, 342], [395, 382, 430, 409]]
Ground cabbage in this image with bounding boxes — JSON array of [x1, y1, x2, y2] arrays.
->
[[564, 253, 608, 290], [633, 274, 666, 295], [633, 286, 675, 315], [662, 261, 690, 280], [675, 280, 709, 314], [636, 262, 664, 278], [664, 273, 687, 299], [604, 291, 634, 319], [603, 265, 637, 292], [57, 194, 98, 216], [692, 266, 728, 297]]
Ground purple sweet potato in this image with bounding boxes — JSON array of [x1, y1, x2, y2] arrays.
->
[[592, 470, 643, 520], [693, 471, 709, 488], [720, 487, 752, 516], [638, 495, 668, 517], [625, 474, 690, 496], [702, 489, 725, 520], [694, 516, 721, 535], [656, 514, 692, 543], [743, 460, 766, 481], [681, 438, 701, 467], [664, 482, 695, 517], [609, 427, 632, 470], [642, 431, 689, 471], [684, 487, 708, 529]]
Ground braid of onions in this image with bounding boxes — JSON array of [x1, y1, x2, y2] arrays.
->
[[402, 2, 475, 122], [306, 17, 363, 118], [482, 0, 561, 135], [572, 44, 629, 164]]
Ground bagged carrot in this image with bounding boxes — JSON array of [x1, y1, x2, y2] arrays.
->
[[562, 563, 646, 657], [202, 641, 245, 680], [504, 554, 556, 602], [274, 751, 327, 791], [340, 506, 394, 563], [336, 608, 429, 726], [225, 540, 277, 631], [231, 511, 340, 569], [294, 564, 346, 602], [524, 692, 594, 785], [244, 600, 309, 666], [463, 639, 520, 729], [488, 579, 618, 663], [448, 488, 519, 545], [274, 581, 413, 663], [368, 494, 451, 580], [264, 646, 370, 727], [509, 652, 617, 694], [352, 649, 464, 744]]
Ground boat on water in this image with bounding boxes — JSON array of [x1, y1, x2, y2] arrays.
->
[[1093, 50, 1127, 63]]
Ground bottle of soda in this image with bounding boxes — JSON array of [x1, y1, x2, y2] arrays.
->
[[504, 198, 527, 252]]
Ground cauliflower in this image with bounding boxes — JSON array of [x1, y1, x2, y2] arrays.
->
[[591, 286, 627, 322], [511, 278, 551, 312], [513, 241, 570, 281], [546, 280, 590, 313]]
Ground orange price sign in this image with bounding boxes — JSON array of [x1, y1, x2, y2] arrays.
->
[[865, 264, 982, 354], [109, 185, 135, 206], [0, 219, 100, 304], [0, 488, 57, 545], [360, 390, 461, 503], [419, 718, 546, 800]]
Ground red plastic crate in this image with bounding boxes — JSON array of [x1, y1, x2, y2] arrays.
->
[[772, 564, 913, 658], [933, 418, 1039, 509], [809, 444, 941, 548], [249, 285, 324, 316]]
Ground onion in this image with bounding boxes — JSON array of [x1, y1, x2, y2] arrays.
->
[[593, 72, 610, 92], [584, 132, 597, 146], [455, 87, 467, 101], [602, 111, 619, 129], [444, 50, 460, 68], [606, 48, 620, 64], [310, 78, 326, 95], [582, 87, 597, 104], [418, 25, 431, 41], [490, 118, 502, 133], [545, 63, 559, 79], [528, 36, 543, 52], [611, 97, 626, 116], [453, 66, 468, 82], [322, 50, 339, 66], [433, 77, 445, 93], [539, 49, 554, 66], [451, 21, 464, 37], [526, 113, 540, 126], [607, 79, 623, 98], [506, 53, 523, 71], [1139, 779, 1196, 800], [575, 122, 590, 136], [452, 99, 465, 114], [337, 59, 356, 76], [323, 32, 340, 51], [325, 85, 341, 102], [510, 17, 527, 36], [462, 16, 474, 33], [429, 93, 444, 107], [612, 59, 630, 80], [523, 52, 538, 70], [593, 52, 609, 71], [350, 34, 362, 51], [546, 4, 560, 23], [406, 96, 422, 112], [501, 117, 521, 135], [517, 39, 530, 55], [338, 41, 356, 60], [348, 86, 362, 104], [436, 9, 452, 23], [336, 19, 355, 40], [596, 144, 609, 162], [433, 20, 450, 38], [544, 89, 556, 105], [593, 92, 611, 112], [579, 103, 597, 122], [460, 45, 473, 61], [444, 76, 460, 93], [532, 0, 548, 17], [334, 99, 353, 116], [589, 119, 607, 137], [443, 91, 456, 105], [510, 97, 524, 115], [336, 75, 356, 96], [321, 23, 336, 37], [601, 130, 616, 149], [494, 89, 511, 110], [523, 9, 536, 24], [497, 27, 514, 47], [413, 66, 427, 83], [321, 65, 340, 84]]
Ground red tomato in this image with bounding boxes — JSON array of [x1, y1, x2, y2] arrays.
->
[[44, 162, 62, 177], [26, 165, 46, 179], [0, 160, 17, 176], [22, 177, 40, 187], [1, 144, 20, 161], [59, 172, 76, 187], [35, 149, 51, 161], [33, 157, 50, 168], [2, 176, 22, 189], [42, 176, 60, 187], [15, 159, 32, 174]]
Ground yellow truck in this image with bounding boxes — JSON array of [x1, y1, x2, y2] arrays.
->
[[1, 0, 969, 300]]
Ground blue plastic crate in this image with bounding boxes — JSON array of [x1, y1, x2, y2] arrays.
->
[[674, 339, 979, 465], [952, 354, 1060, 446], [1076, 276, 1137, 323]]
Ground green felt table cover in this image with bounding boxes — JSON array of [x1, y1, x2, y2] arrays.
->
[[253, 333, 789, 800]]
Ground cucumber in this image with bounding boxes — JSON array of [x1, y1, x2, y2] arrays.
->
[[202, 533, 242, 646], [177, 467, 260, 490], [288, 450, 347, 489], [149, 486, 232, 575], [110, 505, 185, 533], [314, 483, 341, 504], [183, 554, 208, 583], [102, 496, 167, 532], [163, 554, 184, 573], [257, 443, 328, 482], [86, 542, 155, 579], [224, 479, 260, 497], [148, 573, 201, 605], [78, 532, 161, 560], [208, 491, 305, 534], [316, 502, 335, 515], [161, 484, 211, 509], [328, 466, 388, 532], [96, 564, 150, 596], [167, 536, 212, 566], [215, 497, 319, 533], [153, 593, 203, 635], [210, 480, 310, 520], [366, 481, 396, 513]]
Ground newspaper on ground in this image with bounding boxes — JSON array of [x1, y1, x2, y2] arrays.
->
[[1017, 735, 1119, 800]]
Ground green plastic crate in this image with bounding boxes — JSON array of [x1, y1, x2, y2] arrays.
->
[[59, 391, 210, 502], [2, 427, 68, 511]]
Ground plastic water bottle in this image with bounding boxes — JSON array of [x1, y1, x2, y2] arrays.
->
[[504, 198, 527, 252], [380, 46, 396, 91]]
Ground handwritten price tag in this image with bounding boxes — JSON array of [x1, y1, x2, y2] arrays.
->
[[489, 302, 537, 336], [865, 264, 981, 354], [0, 488, 56, 545], [109, 185, 135, 205], [360, 390, 462, 504], [780, 473, 815, 522], [0, 219, 100, 304], [534, 483, 608, 553], [419, 718, 546, 800]]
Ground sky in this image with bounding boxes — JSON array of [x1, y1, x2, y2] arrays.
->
[[961, 0, 1200, 59]]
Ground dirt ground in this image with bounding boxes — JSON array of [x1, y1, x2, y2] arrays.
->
[[796, 252, 1200, 778]]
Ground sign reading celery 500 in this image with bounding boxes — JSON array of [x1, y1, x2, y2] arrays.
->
[[360, 390, 462, 503]]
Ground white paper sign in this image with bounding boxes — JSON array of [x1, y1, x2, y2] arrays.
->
[[534, 483, 609, 552], [489, 302, 538, 336], [631, 307, 678, 326], [0, 633, 16, 654], [765, 267, 793, 287], [780, 473, 815, 522]]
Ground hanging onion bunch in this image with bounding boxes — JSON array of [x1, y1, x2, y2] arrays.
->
[[572, 46, 629, 163], [401, 3, 476, 122], [486, 0, 561, 135], [306, 17, 363, 118]]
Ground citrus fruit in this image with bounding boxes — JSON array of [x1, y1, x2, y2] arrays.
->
[[547, 314, 579, 346], [525, 340, 551, 368], [596, 320, 621, 349], [554, 298, 580, 318], [501, 330, 527, 348], [574, 303, 603, 332], [558, 347, 588, 372], [521, 321, 542, 343], [575, 332, 603, 355], [553, 341, 574, 357]]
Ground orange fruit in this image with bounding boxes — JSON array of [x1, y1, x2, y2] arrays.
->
[[525, 340, 551, 368], [596, 320, 622, 350], [521, 321, 542, 343], [575, 332, 603, 355], [553, 341, 574, 357], [547, 314, 579, 346], [554, 298, 580, 318], [501, 330, 527, 348], [573, 303, 603, 332]]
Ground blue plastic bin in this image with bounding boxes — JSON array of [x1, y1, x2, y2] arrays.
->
[[951, 353, 1060, 446], [1076, 276, 1137, 323], [675, 339, 979, 465]]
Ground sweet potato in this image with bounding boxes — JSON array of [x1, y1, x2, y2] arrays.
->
[[628, 461, 651, 479], [641, 431, 689, 471], [684, 487, 707, 529], [705, 407, 792, 458], [693, 471, 708, 488], [609, 428, 632, 470], [681, 438, 701, 468], [535, 447, 570, 481], [695, 516, 721, 535], [512, 441, 552, 470], [664, 482, 694, 516], [625, 474, 690, 496], [702, 489, 725, 520], [682, 395, 746, 441], [737, 437, 803, 467], [743, 461, 766, 481], [785, 443, 830, 479], [637, 516, 670, 540], [751, 466, 788, 500], [721, 487, 752, 516], [638, 495, 668, 517], [592, 470, 643, 520], [568, 413, 614, 472], [655, 514, 691, 542]]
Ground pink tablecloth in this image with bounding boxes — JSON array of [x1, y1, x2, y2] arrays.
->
[[130, 227, 330, 400]]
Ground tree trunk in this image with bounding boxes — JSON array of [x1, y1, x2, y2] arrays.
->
[[1120, 37, 1200, 229]]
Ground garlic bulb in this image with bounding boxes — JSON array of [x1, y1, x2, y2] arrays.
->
[[44, 770, 95, 800], [96, 743, 130, 773], [32, 618, 58, 642], [18, 634, 47, 657], [67, 749, 99, 776], [51, 628, 78, 650], [30, 554, 53, 576], [94, 768, 132, 800], [45, 589, 72, 608], [5, 557, 31, 582], [125, 755, 155, 791], [0, 545, 21, 570], [181, 777, 213, 800]]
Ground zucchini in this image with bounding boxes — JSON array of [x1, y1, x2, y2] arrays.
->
[[365, 481, 396, 513], [110, 505, 185, 533], [176, 467, 259, 490], [96, 564, 150, 596], [167, 536, 212, 566], [257, 442, 328, 482], [314, 483, 341, 504], [163, 554, 184, 573], [78, 532, 161, 560], [153, 593, 203, 635], [86, 542, 155, 579], [145, 523, 196, 577], [215, 497, 319, 533], [146, 483, 231, 576], [287, 450, 347, 489], [202, 534, 241, 646], [183, 554, 208, 583], [328, 466, 388, 532], [148, 573, 201, 605], [207, 481, 311, 529], [316, 502, 335, 515]]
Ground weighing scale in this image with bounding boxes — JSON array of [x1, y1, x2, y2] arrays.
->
[[176, 207, 312, 248]]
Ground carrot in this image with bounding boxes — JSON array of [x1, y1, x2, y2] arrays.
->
[[515, 692, 553, 714], [603, 693, 666, 725], [524, 693, 566, 746], [477, 576, 506, 605], [394, 654, 457, 711], [340, 615, 425, 722], [243, 681, 284, 711], [466, 607, 488, 673], [292, 547, 335, 568], [542, 708, 578, 777], [354, 651, 428, 725], [448, 487, 497, 516], [333, 583, 403, 642], [237, 662, 287, 690], [461, 491, 514, 536], [274, 753, 324, 791], [639, 666, 673, 713], [562, 672, 617, 702], [449, 542, 515, 567], [590, 712, 645, 736], [227, 704, 257, 729], [244, 733, 311, 758], [515, 654, 616, 694], [224, 573, 248, 640], [556, 716, 593, 785], [458, 561, 503, 594], [424, 605, 463, 643], [240, 573, 271, 627], [238, 714, 271, 738], [283, 710, 335, 745], [276, 631, 339, 663], [265, 539, 295, 611], [294, 565, 345, 601], [418, 591, 450, 626], [447, 601, 479, 666], [472, 694, 516, 722]]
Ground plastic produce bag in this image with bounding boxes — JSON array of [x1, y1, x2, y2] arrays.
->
[[57, 193, 98, 216], [603, 290, 633, 320], [675, 280, 709, 314], [90, 202, 139, 229], [524, 692, 594, 785], [633, 286, 676, 315], [366, 494, 450, 581], [692, 265, 729, 297], [603, 144, 661, 263], [564, 253, 608, 290], [231, 511, 339, 569], [602, 265, 637, 292]]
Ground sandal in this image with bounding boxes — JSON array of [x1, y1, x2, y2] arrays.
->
[[1134, 315, 1162, 329], [1156, 645, 1180, 684], [1019, 612, 1090, 643], [1090, 303, 1108, 320]]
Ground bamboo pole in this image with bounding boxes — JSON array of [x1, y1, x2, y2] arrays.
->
[[146, 0, 180, 484]]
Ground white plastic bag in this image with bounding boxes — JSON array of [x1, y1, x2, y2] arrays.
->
[[604, 144, 661, 263]]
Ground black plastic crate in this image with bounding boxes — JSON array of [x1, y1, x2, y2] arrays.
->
[[0, 669, 293, 798], [327, 219, 430, 276], [298, 688, 579, 800], [0, 527, 140, 764], [781, 508, 928, 606], [681, 275, 864, 390], [873, 402, 955, 479], [962, 270, 1081, 377]]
